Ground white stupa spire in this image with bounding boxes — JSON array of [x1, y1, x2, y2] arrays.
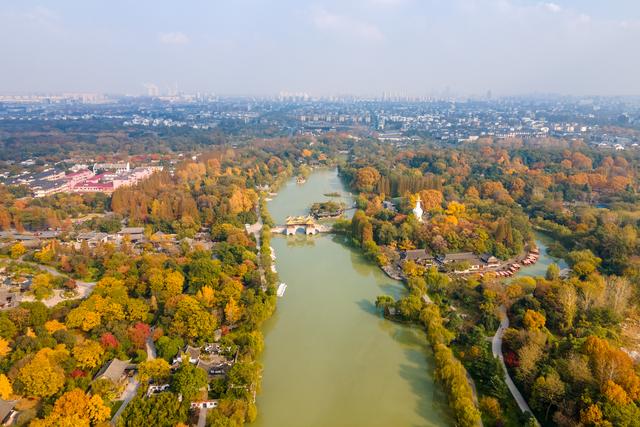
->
[[413, 195, 424, 222]]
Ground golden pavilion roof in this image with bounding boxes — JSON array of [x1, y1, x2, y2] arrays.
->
[[285, 215, 316, 225]]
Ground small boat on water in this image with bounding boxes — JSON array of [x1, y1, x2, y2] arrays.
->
[[271, 265, 277, 273], [521, 252, 539, 265], [277, 283, 287, 297]]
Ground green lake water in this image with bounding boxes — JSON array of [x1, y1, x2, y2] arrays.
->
[[514, 231, 568, 279], [254, 169, 450, 427]]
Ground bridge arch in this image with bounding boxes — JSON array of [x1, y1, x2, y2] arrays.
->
[[284, 216, 318, 236]]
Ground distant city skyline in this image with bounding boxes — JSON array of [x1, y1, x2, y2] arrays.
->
[[1, 0, 640, 97]]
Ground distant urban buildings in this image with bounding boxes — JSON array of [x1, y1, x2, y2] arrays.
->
[[2, 164, 162, 198], [0, 94, 638, 147], [144, 83, 160, 97]]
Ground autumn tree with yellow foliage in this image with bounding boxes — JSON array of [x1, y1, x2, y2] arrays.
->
[[72, 340, 104, 370], [138, 358, 171, 383], [30, 388, 110, 427], [17, 346, 68, 398], [0, 374, 12, 400], [0, 338, 11, 358]]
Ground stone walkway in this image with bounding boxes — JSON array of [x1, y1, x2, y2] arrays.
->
[[111, 377, 139, 425], [197, 407, 208, 427], [19, 260, 96, 307], [492, 305, 540, 425]]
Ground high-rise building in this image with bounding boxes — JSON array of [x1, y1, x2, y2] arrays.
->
[[145, 84, 159, 97]]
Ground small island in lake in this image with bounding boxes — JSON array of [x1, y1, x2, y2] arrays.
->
[[310, 200, 346, 218], [324, 191, 341, 197]]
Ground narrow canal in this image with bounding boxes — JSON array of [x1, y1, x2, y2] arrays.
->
[[254, 169, 450, 427], [514, 231, 568, 279]]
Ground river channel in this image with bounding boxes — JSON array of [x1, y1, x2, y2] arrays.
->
[[514, 231, 568, 279], [254, 169, 450, 427]]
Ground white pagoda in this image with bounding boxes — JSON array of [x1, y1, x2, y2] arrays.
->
[[413, 195, 424, 222]]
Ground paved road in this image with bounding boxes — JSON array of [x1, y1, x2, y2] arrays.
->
[[197, 407, 208, 427], [245, 221, 262, 236], [146, 333, 157, 360], [492, 306, 539, 424], [111, 377, 140, 425], [22, 259, 96, 288], [247, 202, 267, 291], [109, 332, 154, 425], [19, 260, 96, 307]]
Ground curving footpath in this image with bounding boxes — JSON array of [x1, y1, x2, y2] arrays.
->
[[111, 377, 138, 425], [110, 328, 157, 424], [19, 260, 96, 307], [492, 305, 540, 425]]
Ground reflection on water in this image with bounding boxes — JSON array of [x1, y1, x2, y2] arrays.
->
[[283, 235, 317, 248], [514, 231, 569, 279], [254, 169, 450, 427], [349, 248, 378, 278], [355, 298, 378, 316]]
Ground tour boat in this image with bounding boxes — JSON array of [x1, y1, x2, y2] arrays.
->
[[277, 283, 287, 297]]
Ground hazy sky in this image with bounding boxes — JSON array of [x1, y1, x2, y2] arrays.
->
[[1, 0, 639, 96]]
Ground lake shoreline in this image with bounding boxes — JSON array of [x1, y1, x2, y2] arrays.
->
[[253, 168, 451, 427]]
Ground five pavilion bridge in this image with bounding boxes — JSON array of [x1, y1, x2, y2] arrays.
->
[[272, 216, 331, 235]]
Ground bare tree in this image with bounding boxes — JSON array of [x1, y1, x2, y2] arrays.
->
[[606, 276, 632, 317]]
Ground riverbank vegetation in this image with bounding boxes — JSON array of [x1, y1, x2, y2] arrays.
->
[[423, 304, 482, 427], [376, 268, 483, 426], [0, 137, 337, 426], [346, 136, 640, 426]]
